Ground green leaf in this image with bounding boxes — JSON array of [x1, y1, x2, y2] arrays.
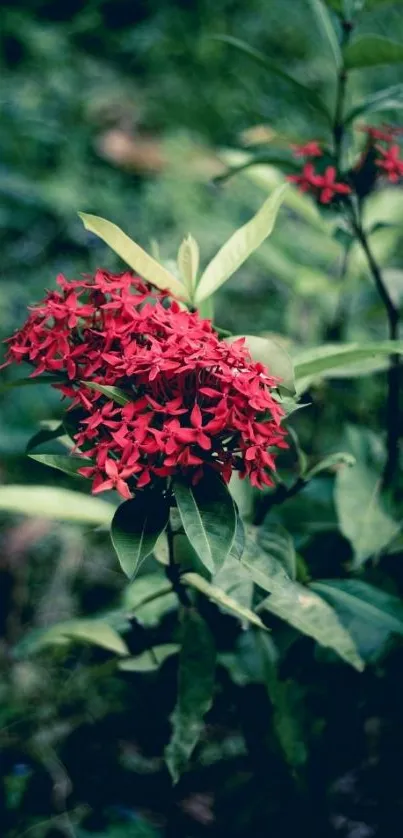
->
[[183, 572, 267, 629], [111, 492, 170, 579], [81, 382, 131, 405], [165, 609, 216, 783], [213, 35, 330, 122], [307, 0, 342, 68], [304, 451, 356, 480], [119, 644, 179, 672], [198, 296, 214, 320], [344, 35, 403, 69], [28, 454, 92, 478], [242, 538, 363, 669], [15, 619, 129, 657], [335, 462, 400, 568], [123, 574, 177, 627], [0, 485, 114, 525], [0, 375, 64, 393], [346, 82, 403, 124], [225, 335, 295, 394], [311, 579, 403, 637], [177, 234, 200, 296], [173, 471, 236, 573], [258, 524, 297, 581], [78, 212, 188, 301], [26, 423, 67, 454], [194, 185, 288, 305], [293, 340, 403, 391]]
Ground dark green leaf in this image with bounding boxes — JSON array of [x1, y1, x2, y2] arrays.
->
[[213, 35, 331, 123], [111, 492, 170, 578], [28, 453, 92, 478], [173, 471, 236, 573], [165, 609, 216, 783], [335, 462, 400, 568], [81, 381, 131, 405], [0, 485, 114, 525], [307, 0, 342, 68], [26, 423, 66, 453], [258, 524, 297, 580], [344, 36, 403, 69], [311, 579, 403, 637], [0, 375, 64, 393]]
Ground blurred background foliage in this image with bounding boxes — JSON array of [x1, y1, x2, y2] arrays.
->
[[1, 0, 403, 836]]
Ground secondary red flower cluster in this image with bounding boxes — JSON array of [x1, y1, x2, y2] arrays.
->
[[288, 125, 403, 202], [3, 271, 287, 497], [288, 142, 351, 204]]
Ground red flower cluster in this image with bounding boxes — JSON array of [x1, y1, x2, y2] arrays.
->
[[375, 144, 403, 183], [2, 271, 287, 497], [288, 163, 351, 204], [291, 141, 322, 158]]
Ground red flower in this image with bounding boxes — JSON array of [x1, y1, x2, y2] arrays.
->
[[313, 166, 352, 204], [287, 162, 319, 193], [292, 141, 322, 158], [358, 124, 402, 143], [2, 271, 287, 496], [375, 144, 403, 183]]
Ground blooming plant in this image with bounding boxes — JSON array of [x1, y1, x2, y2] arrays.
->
[[3, 0, 403, 793]]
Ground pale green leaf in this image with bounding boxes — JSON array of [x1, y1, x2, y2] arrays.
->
[[177, 234, 200, 296], [225, 334, 295, 393], [0, 485, 114, 525], [197, 296, 214, 320], [293, 340, 403, 391], [173, 471, 236, 573], [16, 619, 128, 657], [119, 644, 179, 672], [344, 35, 403, 69], [111, 493, 170, 579], [346, 83, 403, 124], [81, 382, 131, 405], [304, 451, 356, 480], [194, 185, 288, 305], [79, 212, 188, 300], [165, 609, 216, 783], [307, 0, 342, 68], [335, 462, 400, 567], [183, 572, 266, 629], [123, 574, 177, 627], [28, 454, 92, 478], [258, 524, 297, 581]]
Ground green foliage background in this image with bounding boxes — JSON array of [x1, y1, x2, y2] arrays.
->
[[1, 1, 403, 836]]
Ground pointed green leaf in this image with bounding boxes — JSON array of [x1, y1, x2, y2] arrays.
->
[[111, 492, 170, 579], [213, 35, 331, 122], [173, 471, 236, 573], [258, 524, 297, 581], [177, 234, 200, 296], [26, 423, 67, 454], [15, 619, 129, 657], [311, 579, 403, 637], [294, 340, 403, 391], [165, 609, 216, 783], [225, 334, 295, 393], [344, 35, 403, 69], [119, 644, 179, 672], [183, 572, 266, 629], [81, 381, 131, 405], [242, 538, 363, 669], [304, 451, 356, 480], [0, 485, 114, 525], [346, 82, 403, 124], [194, 185, 288, 305], [307, 0, 342, 68], [28, 454, 92, 478], [79, 212, 188, 300], [335, 462, 400, 568]]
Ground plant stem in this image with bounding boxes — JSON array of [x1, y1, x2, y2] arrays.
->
[[333, 20, 352, 167], [351, 216, 400, 486], [165, 517, 191, 607]]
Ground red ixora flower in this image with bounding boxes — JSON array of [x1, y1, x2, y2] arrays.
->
[[358, 124, 403, 143], [291, 141, 322, 158], [375, 144, 403, 183], [2, 271, 287, 497], [288, 163, 351, 204]]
